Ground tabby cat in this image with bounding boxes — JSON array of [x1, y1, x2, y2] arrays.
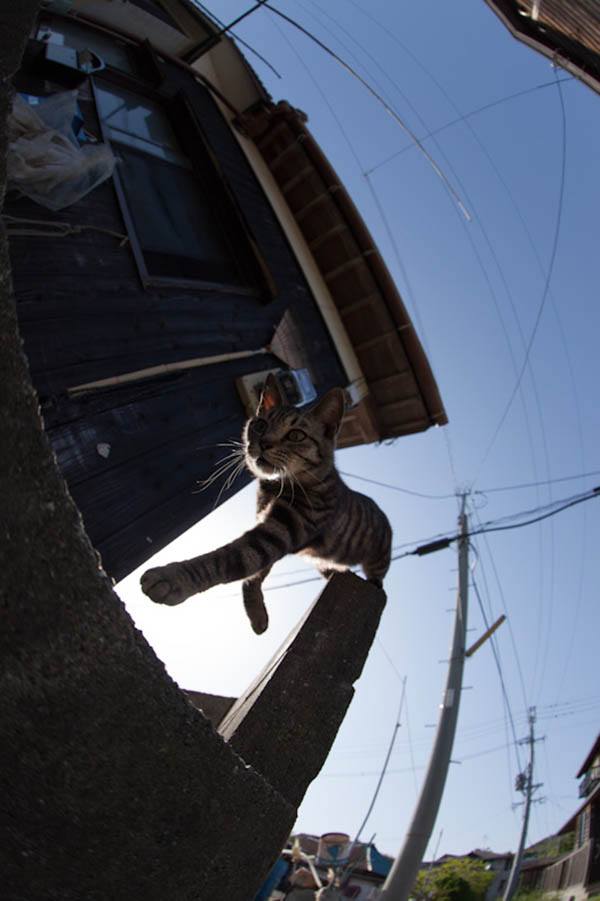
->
[[140, 380, 392, 634]]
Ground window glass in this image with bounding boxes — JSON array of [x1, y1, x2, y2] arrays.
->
[[37, 19, 134, 74], [116, 144, 244, 284], [94, 81, 256, 289], [95, 83, 186, 166]]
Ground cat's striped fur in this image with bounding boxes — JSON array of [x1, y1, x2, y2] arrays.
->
[[140, 381, 391, 633]]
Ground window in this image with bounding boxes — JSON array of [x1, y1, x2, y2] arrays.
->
[[37, 17, 136, 75], [94, 82, 261, 292]]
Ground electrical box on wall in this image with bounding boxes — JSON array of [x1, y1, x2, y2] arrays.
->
[[236, 368, 317, 417]]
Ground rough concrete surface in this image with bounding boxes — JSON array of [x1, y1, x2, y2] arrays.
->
[[1, 7, 295, 900], [222, 572, 386, 808]]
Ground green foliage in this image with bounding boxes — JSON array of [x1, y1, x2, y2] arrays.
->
[[514, 890, 546, 901], [413, 858, 495, 901], [525, 832, 575, 860], [513, 891, 561, 901], [559, 832, 575, 854]]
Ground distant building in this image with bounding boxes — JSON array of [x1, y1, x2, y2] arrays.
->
[[482, 0, 600, 96], [522, 732, 600, 900], [260, 832, 394, 900], [6, 0, 446, 582], [433, 849, 513, 901]]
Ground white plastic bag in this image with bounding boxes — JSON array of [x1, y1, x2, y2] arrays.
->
[[7, 92, 115, 210]]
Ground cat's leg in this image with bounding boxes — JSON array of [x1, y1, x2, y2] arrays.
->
[[242, 566, 271, 635], [140, 506, 306, 607], [363, 548, 391, 589]]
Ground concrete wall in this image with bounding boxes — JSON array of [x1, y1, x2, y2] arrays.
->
[[0, 12, 388, 899], [0, 9, 295, 898]]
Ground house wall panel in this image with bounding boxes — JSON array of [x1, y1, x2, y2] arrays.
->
[[8, 39, 346, 580]]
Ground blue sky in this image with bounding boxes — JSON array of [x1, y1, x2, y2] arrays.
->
[[118, 0, 600, 859]]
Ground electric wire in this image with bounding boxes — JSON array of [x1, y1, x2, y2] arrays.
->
[[471, 570, 524, 774], [478, 470, 600, 495], [364, 78, 572, 177], [193, 0, 282, 77], [322, 703, 600, 778], [476, 69, 568, 478], [337, 468, 600, 500], [352, 676, 407, 847], [330, 696, 600, 757], [263, 1, 471, 220], [470, 536, 519, 799], [404, 687, 420, 798], [471, 513, 529, 711], [339, 471, 456, 500]]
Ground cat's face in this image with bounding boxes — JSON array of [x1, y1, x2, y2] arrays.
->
[[243, 384, 346, 482]]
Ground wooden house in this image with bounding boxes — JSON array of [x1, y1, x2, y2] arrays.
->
[[526, 733, 600, 900], [6, 0, 446, 583], [483, 0, 600, 95]]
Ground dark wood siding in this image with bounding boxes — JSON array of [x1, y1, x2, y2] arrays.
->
[[8, 40, 345, 581]]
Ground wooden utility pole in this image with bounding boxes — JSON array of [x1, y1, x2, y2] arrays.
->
[[380, 497, 470, 901], [503, 708, 541, 901]]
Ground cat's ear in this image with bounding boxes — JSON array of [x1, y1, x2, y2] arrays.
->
[[311, 388, 346, 439], [256, 372, 282, 415]]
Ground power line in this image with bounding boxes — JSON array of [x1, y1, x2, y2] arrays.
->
[[263, 1, 471, 220], [193, 0, 282, 77], [466, 488, 597, 541], [476, 70, 568, 477], [478, 469, 600, 495], [469, 524, 530, 744], [471, 571, 524, 773], [321, 701, 600, 778], [330, 696, 600, 757], [364, 77, 572, 177], [339, 468, 600, 500], [352, 676, 407, 846], [339, 471, 456, 500]]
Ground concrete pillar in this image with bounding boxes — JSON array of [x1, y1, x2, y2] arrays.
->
[[221, 572, 386, 807]]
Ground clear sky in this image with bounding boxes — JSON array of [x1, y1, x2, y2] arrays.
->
[[118, 0, 600, 860]]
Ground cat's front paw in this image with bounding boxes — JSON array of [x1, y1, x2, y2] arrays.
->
[[242, 581, 269, 635], [140, 563, 193, 606]]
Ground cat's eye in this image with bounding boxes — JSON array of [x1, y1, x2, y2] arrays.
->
[[253, 419, 268, 435], [287, 429, 306, 442]]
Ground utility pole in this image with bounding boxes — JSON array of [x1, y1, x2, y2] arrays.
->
[[503, 708, 542, 901], [380, 496, 470, 901]]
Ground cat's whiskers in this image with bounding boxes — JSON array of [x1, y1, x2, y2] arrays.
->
[[212, 458, 246, 510], [201, 455, 243, 484], [193, 450, 244, 493], [217, 440, 244, 450]]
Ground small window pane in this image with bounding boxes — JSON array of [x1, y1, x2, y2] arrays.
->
[[116, 144, 243, 284], [38, 19, 134, 74], [96, 83, 185, 164]]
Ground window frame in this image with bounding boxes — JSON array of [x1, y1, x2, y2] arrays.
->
[[91, 75, 273, 298], [36, 14, 162, 86]]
